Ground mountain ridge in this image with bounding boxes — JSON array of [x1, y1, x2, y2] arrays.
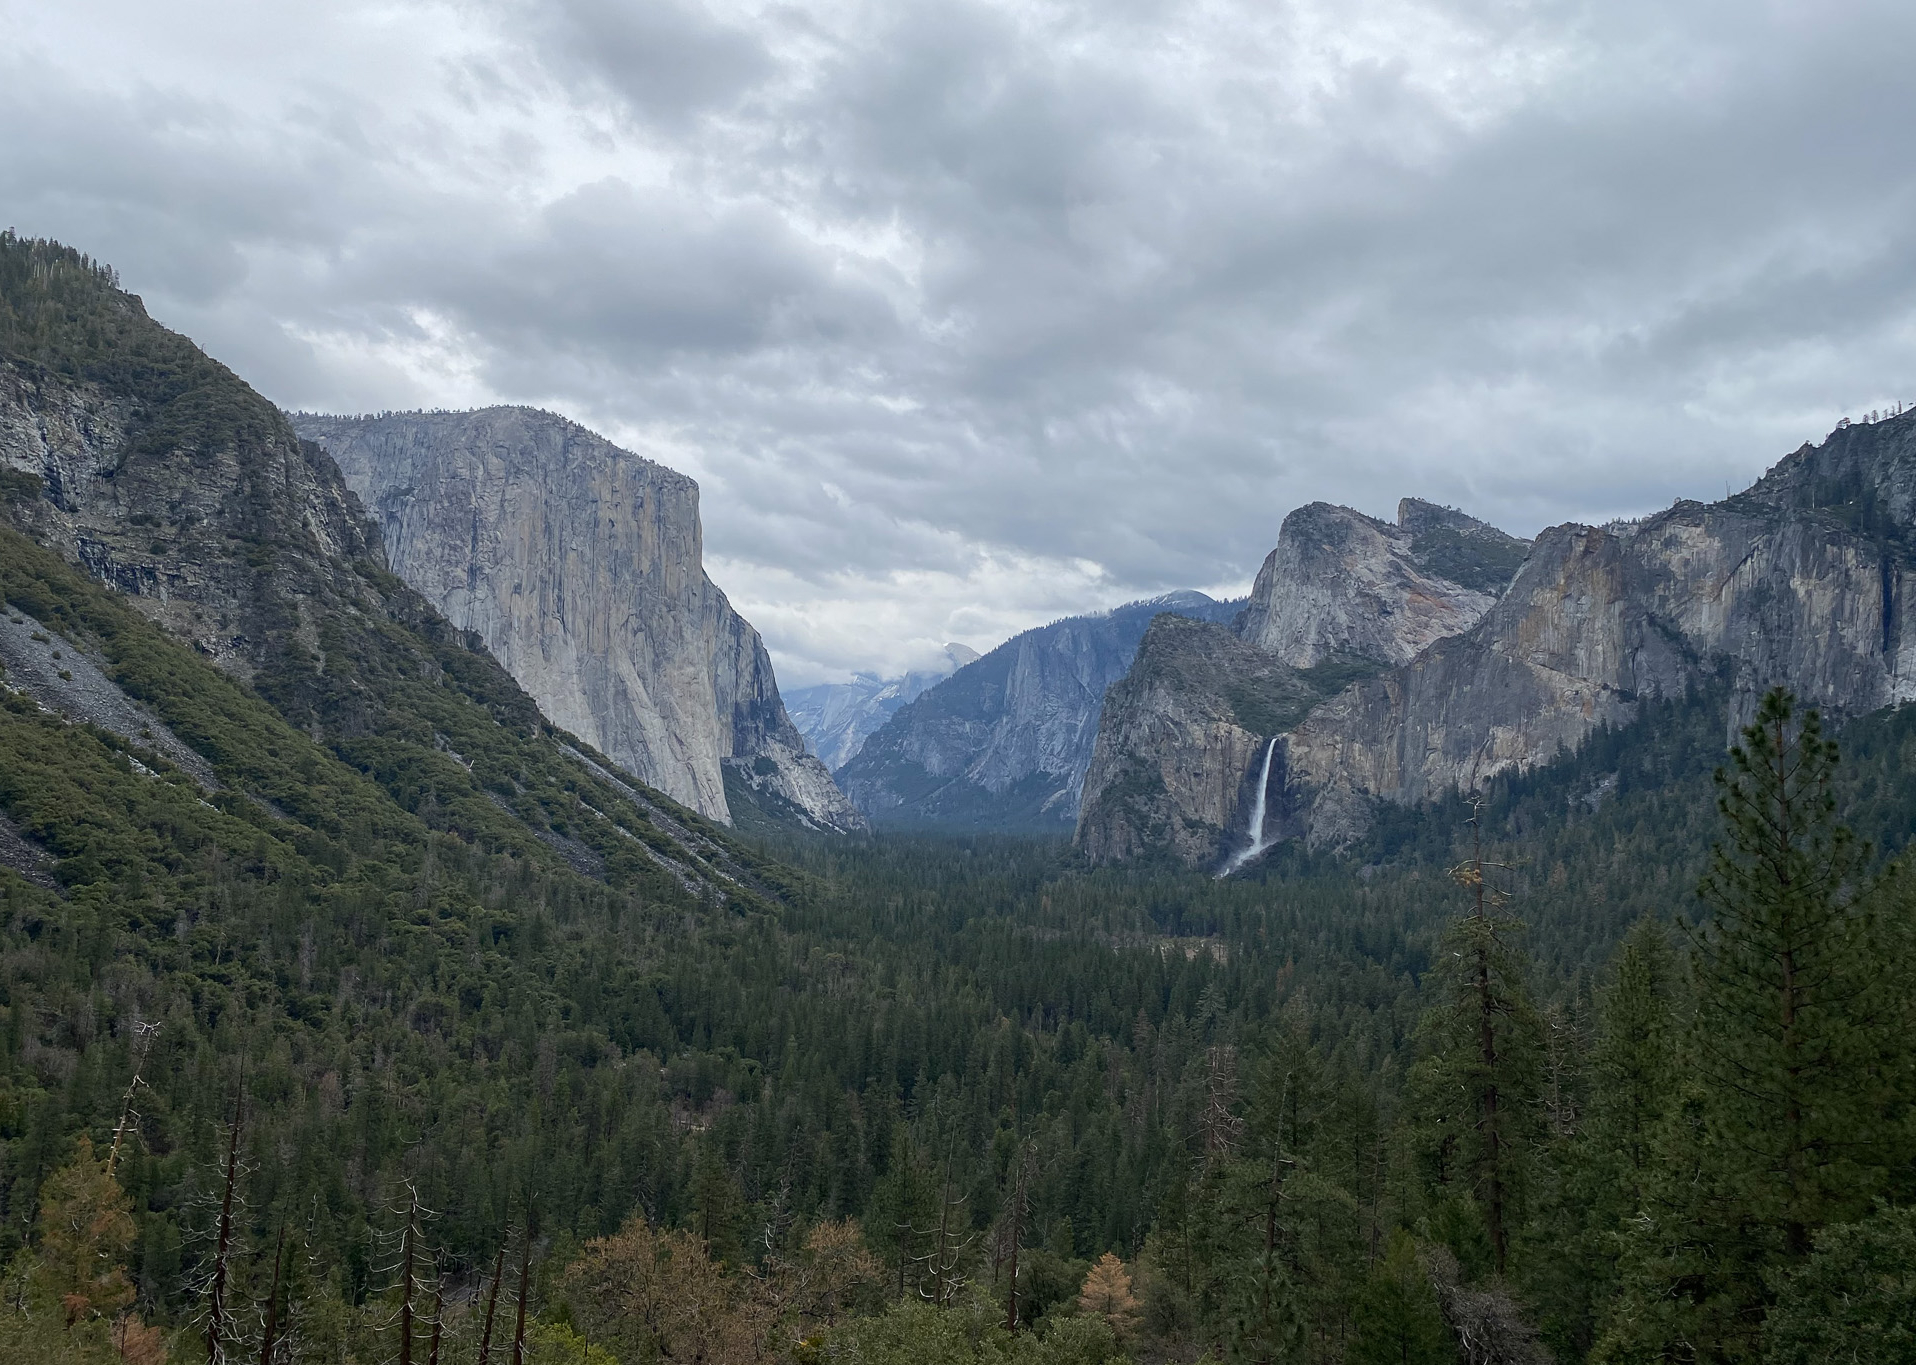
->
[[1077, 413, 1916, 869]]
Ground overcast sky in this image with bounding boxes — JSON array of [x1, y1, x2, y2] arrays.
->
[[5, 0, 1915, 685]]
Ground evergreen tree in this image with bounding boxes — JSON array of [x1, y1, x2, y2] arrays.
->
[[1599, 690, 1909, 1362], [1347, 1230, 1451, 1365], [1409, 805, 1544, 1281]]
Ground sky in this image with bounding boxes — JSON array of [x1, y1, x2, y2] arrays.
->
[[4, 0, 1916, 686]]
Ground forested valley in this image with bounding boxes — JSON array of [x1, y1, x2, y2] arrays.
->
[[8, 681, 1916, 1365], [3, 236, 1915, 1365]]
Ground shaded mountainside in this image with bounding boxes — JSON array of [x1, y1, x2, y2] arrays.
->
[[1078, 500, 1527, 866], [291, 408, 864, 834], [836, 592, 1241, 829], [0, 234, 790, 906], [1080, 413, 1916, 869], [785, 643, 979, 771]]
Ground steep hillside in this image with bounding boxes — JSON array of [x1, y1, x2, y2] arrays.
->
[[291, 409, 864, 834], [785, 643, 979, 770], [835, 592, 1241, 829], [0, 234, 787, 903]]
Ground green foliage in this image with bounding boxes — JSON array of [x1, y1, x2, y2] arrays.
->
[[1763, 1205, 1916, 1365], [1598, 690, 1916, 1363], [820, 1296, 1127, 1365], [1348, 1231, 1452, 1365]]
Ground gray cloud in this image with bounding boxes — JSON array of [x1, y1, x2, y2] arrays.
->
[[4, 0, 1916, 684]]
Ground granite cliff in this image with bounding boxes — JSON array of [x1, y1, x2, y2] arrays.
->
[[1077, 501, 1525, 864], [1282, 416, 1916, 847], [785, 643, 980, 771], [1081, 414, 1916, 869], [837, 592, 1241, 829], [292, 409, 864, 833]]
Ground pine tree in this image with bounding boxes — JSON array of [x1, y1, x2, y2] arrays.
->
[[1409, 803, 1544, 1280], [33, 1137, 136, 1326], [1691, 691, 1894, 1252], [1348, 1230, 1451, 1365], [1077, 1253, 1141, 1339], [1598, 690, 1908, 1363]]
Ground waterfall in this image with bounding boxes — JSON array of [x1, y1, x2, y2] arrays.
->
[[1217, 737, 1280, 877]]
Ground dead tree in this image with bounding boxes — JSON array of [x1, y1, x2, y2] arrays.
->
[[477, 1242, 506, 1365], [207, 1086, 244, 1365]]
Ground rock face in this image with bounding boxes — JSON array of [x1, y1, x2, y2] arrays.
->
[[292, 409, 864, 833], [1236, 500, 1524, 667], [1074, 616, 1339, 865], [1077, 500, 1531, 867], [1282, 418, 1916, 845], [1080, 413, 1916, 867], [837, 592, 1241, 829], [785, 643, 980, 771], [0, 340, 381, 683]]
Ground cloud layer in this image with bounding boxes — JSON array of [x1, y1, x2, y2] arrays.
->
[[5, 0, 1915, 683]]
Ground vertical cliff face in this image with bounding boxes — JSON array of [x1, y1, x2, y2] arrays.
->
[[1235, 500, 1522, 667], [1074, 615, 1341, 865], [291, 409, 864, 832], [1282, 424, 1916, 844], [1081, 413, 1916, 867], [835, 593, 1241, 828], [1077, 500, 1528, 867]]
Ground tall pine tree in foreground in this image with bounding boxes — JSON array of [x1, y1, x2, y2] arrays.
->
[[1410, 801, 1544, 1283], [1597, 689, 1911, 1364]]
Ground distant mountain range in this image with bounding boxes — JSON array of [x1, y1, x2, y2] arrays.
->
[[834, 592, 1243, 829], [785, 643, 981, 771]]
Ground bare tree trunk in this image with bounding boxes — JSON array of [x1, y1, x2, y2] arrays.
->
[[426, 1275, 444, 1365], [207, 1087, 243, 1365], [399, 1188, 418, 1365], [510, 1217, 533, 1365], [107, 1022, 158, 1179], [258, 1224, 286, 1365], [477, 1244, 506, 1365]]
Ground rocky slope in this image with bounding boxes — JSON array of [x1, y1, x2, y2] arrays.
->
[[0, 235, 795, 901], [1081, 414, 1916, 868], [1077, 500, 1530, 867], [836, 592, 1241, 829], [1281, 416, 1916, 846], [785, 643, 980, 771], [291, 409, 864, 834]]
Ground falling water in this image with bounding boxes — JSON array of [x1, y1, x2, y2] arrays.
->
[[1217, 737, 1280, 878]]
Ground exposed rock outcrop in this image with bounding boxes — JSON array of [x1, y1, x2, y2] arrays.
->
[[838, 592, 1241, 829], [292, 409, 864, 833], [1081, 413, 1916, 867], [1078, 500, 1528, 867], [1235, 500, 1523, 667], [0, 350, 379, 682], [1074, 616, 1339, 865], [786, 643, 980, 771], [1284, 421, 1916, 844]]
